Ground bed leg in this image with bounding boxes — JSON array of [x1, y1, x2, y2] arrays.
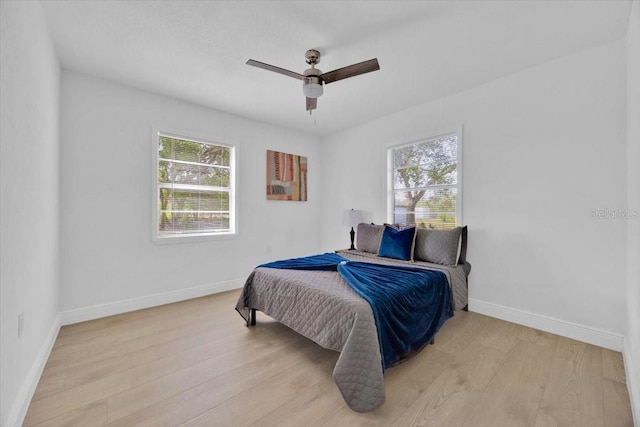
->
[[249, 308, 256, 326], [430, 339, 435, 345]]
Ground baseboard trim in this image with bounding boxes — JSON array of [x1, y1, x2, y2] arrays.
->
[[623, 338, 640, 427], [7, 314, 61, 427], [468, 298, 623, 351], [60, 278, 245, 326]]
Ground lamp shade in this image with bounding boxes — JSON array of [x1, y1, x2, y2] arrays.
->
[[342, 209, 363, 227]]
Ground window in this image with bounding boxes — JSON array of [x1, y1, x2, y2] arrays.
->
[[388, 132, 461, 229], [154, 131, 235, 242]]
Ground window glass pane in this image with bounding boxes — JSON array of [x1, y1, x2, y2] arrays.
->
[[159, 136, 230, 166], [158, 212, 230, 235], [394, 137, 457, 186], [158, 161, 229, 187], [205, 168, 229, 188], [159, 189, 229, 212], [393, 188, 457, 229]]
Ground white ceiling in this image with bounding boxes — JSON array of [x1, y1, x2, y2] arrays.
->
[[41, 0, 632, 137]]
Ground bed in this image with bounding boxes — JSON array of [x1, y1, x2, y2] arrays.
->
[[235, 224, 471, 412]]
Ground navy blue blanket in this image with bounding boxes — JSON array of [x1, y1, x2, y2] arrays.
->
[[259, 253, 453, 369]]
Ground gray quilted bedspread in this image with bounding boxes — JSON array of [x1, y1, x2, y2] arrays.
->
[[235, 251, 470, 412]]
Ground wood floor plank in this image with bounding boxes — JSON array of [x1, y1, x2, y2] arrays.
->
[[391, 370, 481, 427], [107, 328, 334, 427], [47, 299, 238, 371], [475, 316, 523, 354], [23, 289, 633, 427], [391, 340, 508, 427], [178, 355, 337, 427], [34, 312, 243, 400], [55, 293, 224, 340], [105, 327, 306, 422], [432, 310, 490, 355], [518, 325, 560, 349], [37, 296, 239, 378], [602, 348, 627, 383], [53, 291, 239, 353], [461, 339, 556, 427], [50, 325, 155, 361], [31, 373, 67, 402], [316, 347, 453, 427], [31, 401, 108, 427], [26, 322, 273, 425], [534, 337, 604, 427], [448, 338, 511, 391], [248, 377, 345, 427], [603, 379, 634, 426]]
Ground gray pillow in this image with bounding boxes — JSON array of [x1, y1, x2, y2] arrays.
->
[[356, 223, 385, 253], [414, 227, 462, 266]]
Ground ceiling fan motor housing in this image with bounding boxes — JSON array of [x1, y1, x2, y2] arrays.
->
[[305, 49, 321, 65]]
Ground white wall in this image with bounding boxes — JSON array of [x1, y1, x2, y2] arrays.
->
[[0, 2, 61, 426], [320, 40, 628, 347], [625, 0, 640, 423], [59, 71, 321, 316]]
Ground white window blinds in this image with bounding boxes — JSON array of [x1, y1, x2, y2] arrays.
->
[[156, 132, 235, 241]]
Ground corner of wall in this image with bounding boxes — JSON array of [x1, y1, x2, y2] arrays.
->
[[626, 1, 640, 425], [4, 317, 61, 427], [1, 1, 62, 426], [624, 337, 640, 426]]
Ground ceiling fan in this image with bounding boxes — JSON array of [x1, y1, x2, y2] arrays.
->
[[246, 49, 380, 112]]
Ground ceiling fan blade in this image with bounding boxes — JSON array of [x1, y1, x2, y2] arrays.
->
[[306, 97, 317, 111], [246, 59, 304, 80], [321, 58, 380, 84]]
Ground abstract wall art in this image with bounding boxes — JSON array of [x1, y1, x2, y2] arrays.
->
[[266, 150, 308, 201]]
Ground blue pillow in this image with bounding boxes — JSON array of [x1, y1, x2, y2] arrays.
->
[[378, 226, 416, 261]]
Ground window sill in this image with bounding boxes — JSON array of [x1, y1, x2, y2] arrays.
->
[[153, 232, 237, 245]]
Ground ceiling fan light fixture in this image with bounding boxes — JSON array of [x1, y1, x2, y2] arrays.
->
[[303, 81, 323, 98]]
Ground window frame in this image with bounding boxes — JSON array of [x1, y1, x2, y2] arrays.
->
[[386, 128, 463, 228], [151, 127, 237, 244]]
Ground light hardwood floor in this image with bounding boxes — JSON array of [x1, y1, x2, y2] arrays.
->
[[24, 290, 633, 426]]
